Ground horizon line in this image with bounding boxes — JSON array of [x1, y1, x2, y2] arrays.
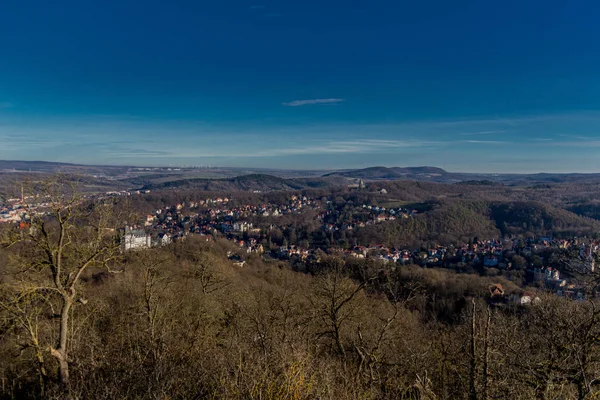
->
[[2, 159, 600, 176]]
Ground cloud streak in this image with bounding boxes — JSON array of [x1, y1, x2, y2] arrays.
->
[[461, 140, 509, 144], [459, 130, 505, 136], [283, 98, 344, 107], [250, 139, 438, 157], [556, 133, 595, 140], [107, 139, 437, 159]]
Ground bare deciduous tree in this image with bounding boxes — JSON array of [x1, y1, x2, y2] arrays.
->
[[1, 177, 123, 392], [311, 256, 367, 358]]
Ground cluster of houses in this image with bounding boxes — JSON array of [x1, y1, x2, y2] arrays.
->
[[230, 237, 264, 254], [5, 189, 600, 301], [0, 203, 26, 223], [0, 195, 48, 223], [125, 192, 600, 272], [104, 189, 151, 197], [344, 244, 411, 264], [129, 194, 426, 260], [306, 236, 598, 299], [1, 188, 155, 224], [120, 195, 319, 253], [320, 205, 417, 232], [278, 245, 311, 260]]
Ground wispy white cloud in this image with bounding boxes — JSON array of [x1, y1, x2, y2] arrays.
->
[[461, 140, 509, 144], [283, 98, 344, 107], [117, 139, 437, 159], [250, 139, 438, 157], [556, 133, 595, 140], [103, 148, 172, 157], [0, 134, 68, 147], [459, 130, 504, 136]]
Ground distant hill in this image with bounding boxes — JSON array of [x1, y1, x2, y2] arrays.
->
[[324, 166, 600, 185], [0, 160, 75, 172], [4, 160, 600, 186], [324, 166, 448, 180], [140, 174, 345, 192]]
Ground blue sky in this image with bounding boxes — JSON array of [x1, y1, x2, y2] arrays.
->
[[1, 0, 600, 172]]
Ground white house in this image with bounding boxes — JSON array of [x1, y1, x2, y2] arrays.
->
[[122, 227, 151, 251]]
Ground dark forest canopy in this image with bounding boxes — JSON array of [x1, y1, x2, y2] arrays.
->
[[2, 228, 600, 399], [139, 173, 347, 192]]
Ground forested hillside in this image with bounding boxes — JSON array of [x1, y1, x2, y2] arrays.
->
[[2, 231, 600, 399], [491, 201, 600, 237], [347, 200, 600, 248], [324, 166, 448, 180], [3, 178, 600, 399], [356, 201, 499, 247], [567, 201, 600, 221], [140, 174, 345, 191]]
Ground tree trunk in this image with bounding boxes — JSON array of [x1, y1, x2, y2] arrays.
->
[[56, 353, 70, 387], [578, 382, 585, 400], [51, 295, 73, 388], [333, 320, 345, 357], [482, 305, 491, 400], [34, 349, 48, 396], [469, 299, 478, 400]]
